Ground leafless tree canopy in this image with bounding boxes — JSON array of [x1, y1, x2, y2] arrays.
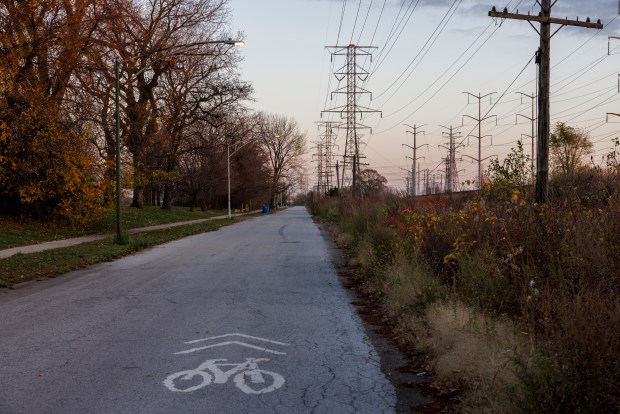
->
[[254, 113, 307, 207]]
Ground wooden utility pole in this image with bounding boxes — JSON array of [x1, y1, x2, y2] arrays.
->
[[489, 2, 602, 203]]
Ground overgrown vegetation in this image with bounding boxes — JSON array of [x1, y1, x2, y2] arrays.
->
[[311, 168, 620, 412]]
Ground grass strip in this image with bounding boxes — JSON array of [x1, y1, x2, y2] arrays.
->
[[0, 218, 230, 288], [0, 206, 227, 249]]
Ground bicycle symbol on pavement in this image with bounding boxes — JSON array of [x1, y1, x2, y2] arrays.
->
[[164, 333, 289, 395], [164, 358, 285, 394]]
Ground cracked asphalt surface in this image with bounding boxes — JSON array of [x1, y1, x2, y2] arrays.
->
[[0, 206, 396, 413]]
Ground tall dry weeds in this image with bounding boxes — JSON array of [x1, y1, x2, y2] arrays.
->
[[311, 173, 620, 412]]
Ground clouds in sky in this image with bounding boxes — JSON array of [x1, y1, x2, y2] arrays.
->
[[306, 0, 618, 17]]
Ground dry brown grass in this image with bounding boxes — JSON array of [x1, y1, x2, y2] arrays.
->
[[311, 173, 620, 413], [424, 301, 528, 413]]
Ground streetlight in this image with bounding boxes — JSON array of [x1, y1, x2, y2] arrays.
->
[[114, 57, 121, 243], [113, 39, 244, 241], [227, 142, 232, 219]]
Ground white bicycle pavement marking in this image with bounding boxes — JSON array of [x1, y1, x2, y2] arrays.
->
[[176, 333, 290, 356], [164, 334, 289, 395], [164, 358, 285, 395], [184, 333, 291, 346], [175, 340, 287, 355]]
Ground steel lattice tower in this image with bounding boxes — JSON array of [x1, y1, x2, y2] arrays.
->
[[321, 44, 381, 197], [440, 126, 462, 192], [316, 121, 339, 194], [312, 140, 324, 196]]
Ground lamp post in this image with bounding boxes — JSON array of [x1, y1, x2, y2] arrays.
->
[[115, 58, 122, 243], [113, 39, 244, 240], [227, 142, 232, 219]]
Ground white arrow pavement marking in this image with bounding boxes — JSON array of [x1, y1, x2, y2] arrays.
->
[[184, 333, 290, 346], [175, 341, 288, 355]]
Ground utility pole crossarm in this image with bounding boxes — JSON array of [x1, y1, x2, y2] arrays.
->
[[606, 112, 620, 122], [489, 2, 602, 203], [462, 114, 497, 124], [516, 113, 534, 123], [462, 154, 498, 162], [488, 9, 603, 29]]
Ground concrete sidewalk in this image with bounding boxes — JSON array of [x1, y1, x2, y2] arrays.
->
[[0, 210, 262, 260]]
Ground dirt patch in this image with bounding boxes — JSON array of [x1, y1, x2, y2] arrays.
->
[[319, 223, 454, 413]]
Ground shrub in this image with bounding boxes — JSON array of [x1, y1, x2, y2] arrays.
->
[[311, 172, 620, 412]]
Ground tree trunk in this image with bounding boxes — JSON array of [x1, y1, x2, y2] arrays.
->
[[131, 157, 144, 208], [162, 184, 172, 210]]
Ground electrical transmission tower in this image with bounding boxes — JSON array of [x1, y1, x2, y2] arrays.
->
[[315, 121, 339, 195], [489, 2, 602, 202], [403, 124, 427, 196], [322, 44, 381, 197], [311, 140, 325, 197], [516, 91, 536, 182], [462, 92, 497, 190], [439, 126, 463, 192]]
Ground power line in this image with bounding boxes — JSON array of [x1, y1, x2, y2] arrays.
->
[[374, 23, 501, 134], [322, 0, 349, 120], [368, 0, 421, 77], [356, 0, 374, 45], [457, 53, 536, 149], [336, 0, 348, 45], [373, 0, 462, 102], [357, 0, 388, 71], [511, 14, 620, 93], [350, 0, 363, 44]]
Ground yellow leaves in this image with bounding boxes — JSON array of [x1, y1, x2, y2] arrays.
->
[[0, 95, 103, 223], [443, 252, 458, 266], [484, 216, 498, 224]]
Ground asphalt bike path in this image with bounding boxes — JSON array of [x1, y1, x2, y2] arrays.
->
[[0, 206, 395, 413]]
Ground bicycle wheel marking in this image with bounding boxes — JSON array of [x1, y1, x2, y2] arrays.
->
[[164, 333, 288, 395]]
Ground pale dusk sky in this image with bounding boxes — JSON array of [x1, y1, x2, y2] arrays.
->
[[232, 0, 620, 191]]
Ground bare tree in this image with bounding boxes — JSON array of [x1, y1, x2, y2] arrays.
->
[[255, 113, 306, 208], [96, 0, 238, 208], [175, 115, 268, 210], [155, 40, 252, 209]]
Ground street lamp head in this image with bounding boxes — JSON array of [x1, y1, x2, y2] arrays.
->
[[224, 39, 245, 46]]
